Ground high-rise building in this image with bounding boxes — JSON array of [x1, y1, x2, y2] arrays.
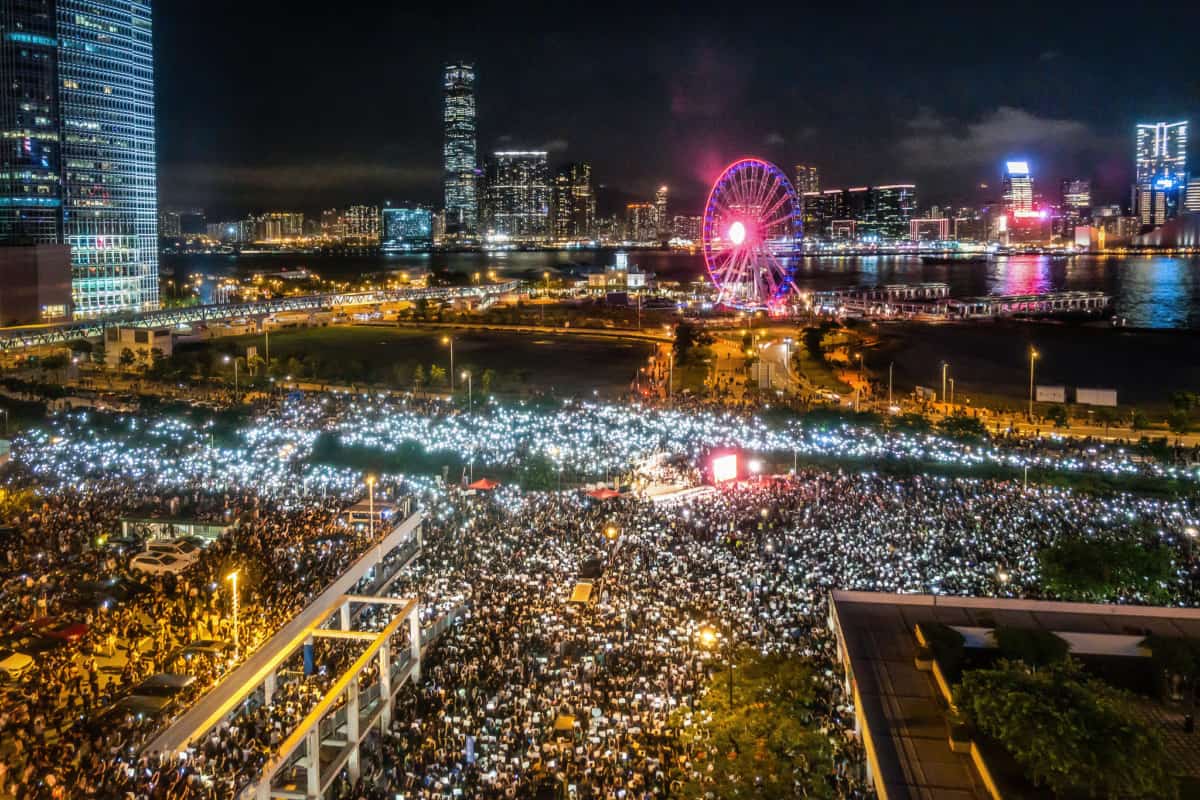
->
[[442, 62, 477, 236], [1061, 179, 1091, 212], [671, 215, 701, 242], [484, 151, 549, 242], [159, 210, 182, 239], [320, 208, 345, 239], [1002, 161, 1033, 213], [0, 0, 62, 245], [1134, 121, 1188, 227], [1188, 174, 1200, 213], [57, 0, 159, 316], [255, 212, 303, 240], [865, 185, 916, 239], [653, 185, 669, 241], [794, 164, 819, 195], [382, 205, 433, 251], [552, 162, 594, 241], [344, 204, 380, 245], [1, 0, 159, 317], [625, 203, 656, 242]]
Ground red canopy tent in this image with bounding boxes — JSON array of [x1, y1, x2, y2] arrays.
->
[[467, 478, 500, 491], [586, 488, 621, 500]]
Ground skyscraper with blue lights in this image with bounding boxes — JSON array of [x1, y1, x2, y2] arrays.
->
[[0, 0, 62, 245], [382, 205, 433, 251], [56, 0, 159, 316], [443, 62, 477, 237]]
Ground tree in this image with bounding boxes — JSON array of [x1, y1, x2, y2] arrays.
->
[[429, 364, 447, 387], [937, 413, 988, 440], [802, 324, 830, 364], [673, 321, 711, 365], [1131, 408, 1149, 431], [993, 627, 1069, 670], [1038, 536, 1175, 604], [1168, 409, 1192, 436], [118, 348, 136, 372], [956, 661, 1177, 799], [412, 364, 425, 393], [1046, 404, 1069, 428], [480, 368, 496, 395], [671, 652, 835, 799]]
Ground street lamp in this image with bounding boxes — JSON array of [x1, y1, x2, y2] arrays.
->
[[949, 378, 955, 408], [1186, 526, 1198, 559], [225, 570, 240, 654], [223, 355, 244, 395], [462, 370, 473, 413], [941, 362, 949, 407], [698, 624, 734, 707], [366, 474, 376, 540], [441, 336, 454, 391], [1028, 348, 1040, 422]]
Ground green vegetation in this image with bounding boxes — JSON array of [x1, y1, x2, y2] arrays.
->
[[956, 660, 1177, 799], [672, 652, 834, 799], [159, 326, 650, 396], [993, 627, 1069, 670], [1038, 536, 1175, 603]]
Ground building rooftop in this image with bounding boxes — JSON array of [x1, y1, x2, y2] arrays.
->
[[828, 591, 1200, 800]]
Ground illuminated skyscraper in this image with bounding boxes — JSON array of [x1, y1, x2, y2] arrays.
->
[[1134, 121, 1188, 226], [443, 62, 478, 236], [1002, 161, 1033, 213], [625, 203, 656, 242], [57, 0, 159, 316], [485, 151, 549, 242], [1, 0, 159, 317], [1061, 179, 1091, 212], [653, 185, 669, 241], [382, 205, 433, 251], [0, 0, 62, 245], [794, 164, 819, 195], [1188, 175, 1200, 213], [552, 162, 594, 240]]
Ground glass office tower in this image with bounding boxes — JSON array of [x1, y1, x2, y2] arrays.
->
[[0, 0, 62, 244], [57, 0, 158, 316], [443, 62, 477, 236]]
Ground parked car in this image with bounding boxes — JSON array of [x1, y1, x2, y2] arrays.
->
[[34, 617, 89, 643], [0, 649, 33, 681], [144, 539, 202, 564], [130, 672, 195, 698], [66, 576, 150, 611], [0, 629, 63, 655], [129, 552, 189, 575]]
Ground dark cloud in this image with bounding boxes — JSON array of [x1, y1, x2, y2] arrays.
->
[[897, 107, 1096, 172]]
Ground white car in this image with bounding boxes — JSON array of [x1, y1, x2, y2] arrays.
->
[[0, 649, 34, 681], [144, 539, 202, 564], [129, 552, 189, 575]]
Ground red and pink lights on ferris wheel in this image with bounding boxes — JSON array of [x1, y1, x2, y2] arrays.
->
[[701, 157, 802, 309]]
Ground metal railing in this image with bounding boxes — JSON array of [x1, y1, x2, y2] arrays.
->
[[0, 282, 520, 352]]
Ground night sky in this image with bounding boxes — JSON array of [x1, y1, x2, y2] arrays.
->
[[156, 0, 1200, 219]]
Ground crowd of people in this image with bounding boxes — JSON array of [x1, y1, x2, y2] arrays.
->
[[0, 391, 1196, 799]]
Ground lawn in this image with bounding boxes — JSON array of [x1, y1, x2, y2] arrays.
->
[[176, 325, 653, 397]]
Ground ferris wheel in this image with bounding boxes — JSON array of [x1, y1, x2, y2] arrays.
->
[[701, 158, 802, 308]]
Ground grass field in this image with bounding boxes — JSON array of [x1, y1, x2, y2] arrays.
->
[[178, 325, 654, 397]]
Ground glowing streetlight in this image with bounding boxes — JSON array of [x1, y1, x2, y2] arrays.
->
[[697, 624, 734, 706], [366, 474, 377, 540], [1028, 348, 1040, 422], [225, 570, 240, 653], [441, 336, 454, 390], [461, 370, 473, 413], [223, 355, 244, 395]]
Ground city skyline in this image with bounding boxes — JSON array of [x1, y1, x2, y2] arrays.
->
[[154, 1, 1199, 218]]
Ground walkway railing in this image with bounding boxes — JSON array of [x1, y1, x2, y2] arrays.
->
[[0, 282, 521, 352]]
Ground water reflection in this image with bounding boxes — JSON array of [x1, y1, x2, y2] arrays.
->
[[163, 251, 1200, 330]]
